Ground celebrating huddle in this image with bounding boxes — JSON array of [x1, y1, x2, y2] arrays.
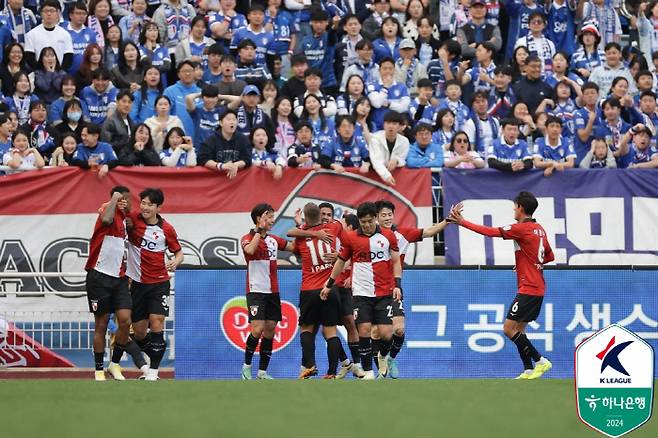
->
[[85, 186, 183, 381], [240, 191, 555, 380], [240, 200, 446, 379]]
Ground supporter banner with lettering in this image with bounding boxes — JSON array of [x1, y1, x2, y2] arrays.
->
[[175, 268, 658, 379], [442, 169, 658, 266], [0, 167, 432, 295], [0, 318, 75, 368]]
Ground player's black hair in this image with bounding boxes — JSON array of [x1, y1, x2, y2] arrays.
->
[[251, 203, 274, 224], [356, 202, 378, 219], [514, 191, 538, 216], [140, 188, 164, 206], [375, 200, 395, 213], [545, 115, 562, 127], [318, 202, 334, 213], [303, 202, 321, 225], [344, 214, 359, 230], [110, 186, 130, 196]]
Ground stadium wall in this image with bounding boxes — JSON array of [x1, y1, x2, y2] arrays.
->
[[175, 267, 658, 379]]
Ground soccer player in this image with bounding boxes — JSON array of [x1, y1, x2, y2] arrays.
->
[[240, 203, 295, 379], [86, 186, 138, 381], [320, 202, 402, 380], [373, 200, 449, 378], [126, 188, 184, 381], [289, 203, 345, 379], [448, 192, 555, 379]]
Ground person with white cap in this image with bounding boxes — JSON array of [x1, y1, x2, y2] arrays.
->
[[571, 21, 606, 81], [394, 37, 428, 97], [576, 0, 621, 52]]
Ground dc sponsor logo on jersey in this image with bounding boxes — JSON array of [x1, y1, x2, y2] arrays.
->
[[220, 296, 299, 352]]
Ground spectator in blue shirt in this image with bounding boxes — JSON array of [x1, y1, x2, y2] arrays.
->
[[407, 123, 444, 168], [594, 97, 632, 168], [487, 117, 533, 172], [618, 123, 658, 169], [319, 115, 370, 173], [186, 84, 222, 149], [373, 16, 402, 63], [71, 123, 119, 178], [163, 60, 201, 138], [297, 8, 338, 92], [532, 115, 576, 177]]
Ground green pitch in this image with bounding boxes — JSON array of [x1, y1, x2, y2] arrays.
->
[[2, 379, 656, 438]]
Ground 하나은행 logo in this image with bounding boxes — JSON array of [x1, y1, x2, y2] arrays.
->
[[220, 296, 298, 353], [575, 324, 654, 438]]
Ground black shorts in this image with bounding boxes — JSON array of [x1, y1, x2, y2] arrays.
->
[[337, 286, 353, 318], [298, 289, 340, 327], [131, 280, 171, 322], [352, 295, 393, 325], [392, 298, 405, 318], [246, 293, 282, 322], [86, 269, 132, 316], [506, 293, 544, 322]]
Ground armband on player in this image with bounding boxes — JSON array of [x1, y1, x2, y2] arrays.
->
[[395, 278, 402, 289], [326, 278, 336, 288]]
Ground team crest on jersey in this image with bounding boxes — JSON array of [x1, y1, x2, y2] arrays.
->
[[91, 300, 98, 311], [516, 149, 522, 157], [353, 308, 358, 320], [249, 305, 259, 316]]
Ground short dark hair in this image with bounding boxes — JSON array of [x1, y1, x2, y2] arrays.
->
[[441, 40, 461, 58], [581, 82, 600, 93], [335, 114, 354, 130], [110, 185, 130, 196], [140, 188, 164, 206], [250, 203, 274, 224], [344, 213, 359, 230], [445, 79, 461, 89], [528, 11, 545, 23], [545, 114, 562, 127], [318, 202, 334, 213], [356, 202, 377, 219], [417, 78, 433, 89], [117, 89, 134, 102], [383, 110, 402, 124], [70, 1, 87, 13], [355, 39, 373, 51], [91, 68, 112, 80], [602, 97, 622, 110], [41, 0, 61, 11], [208, 43, 224, 56], [375, 200, 395, 213], [513, 191, 538, 216], [379, 57, 395, 67], [525, 54, 542, 65], [220, 54, 236, 64], [471, 91, 489, 103], [310, 8, 329, 21], [202, 84, 219, 97], [237, 38, 256, 50], [494, 65, 512, 76], [479, 41, 496, 55], [605, 42, 622, 52], [294, 120, 313, 132], [414, 123, 433, 134], [641, 90, 657, 100], [84, 123, 102, 136], [501, 117, 520, 128], [304, 68, 322, 79], [29, 100, 46, 112], [177, 60, 195, 72], [291, 54, 308, 65]]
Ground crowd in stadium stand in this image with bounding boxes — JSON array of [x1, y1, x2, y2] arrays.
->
[[1, 0, 658, 181]]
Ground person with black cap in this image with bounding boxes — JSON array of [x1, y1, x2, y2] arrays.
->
[[572, 22, 606, 81], [455, 0, 502, 59]]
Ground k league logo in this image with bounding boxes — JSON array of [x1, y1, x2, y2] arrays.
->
[[575, 324, 654, 437]]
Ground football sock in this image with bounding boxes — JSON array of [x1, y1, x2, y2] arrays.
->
[[511, 332, 537, 369], [110, 343, 125, 365], [379, 338, 392, 358], [520, 333, 542, 362], [300, 331, 316, 368], [259, 337, 273, 371], [94, 351, 104, 371], [348, 341, 360, 364], [358, 337, 373, 371], [337, 339, 348, 363], [326, 336, 341, 375], [244, 334, 259, 366], [125, 340, 146, 368], [149, 331, 166, 369], [390, 334, 405, 358], [371, 338, 381, 369], [133, 333, 151, 352]]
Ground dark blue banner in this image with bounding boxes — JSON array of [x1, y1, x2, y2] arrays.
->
[[175, 269, 658, 379], [442, 169, 658, 266]]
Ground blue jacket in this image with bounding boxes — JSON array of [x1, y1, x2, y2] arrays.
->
[[129, 88, 160, 125], [71, 141, 118, 167], [406, 141, 444, 168], [163, 81, 201, 137]]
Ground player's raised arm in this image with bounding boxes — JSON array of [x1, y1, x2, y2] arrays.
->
[[448, 203, 503, 238], [421, 219, 450, 238], [286, 226, 334, 244], [101, 191, 125, 226]]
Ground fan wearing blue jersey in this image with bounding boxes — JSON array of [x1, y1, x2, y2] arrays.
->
[[71, 123, 119, 178], [438, 80, 471, 132], [208, 0, 247, 53], [594, 97, 632, 168], [81, 68, 118, 125], [487, 117, 533, 172], [297, 8, 338, 93], [235, 38, 272, 89], [319, 115, 370, 174], [618, 124, 658, 169], [544, 0, 576, 56], [573, 82, 601, 163], [409, 79, 439, 127], [367, 58, 411, 131], [533, 115, 576, 176], [230, 4, 275, 69], [504, 0, 540, 59], [185, 85, 222, 149], [62, 2, 97, 75], [426, 40, 460, 99]]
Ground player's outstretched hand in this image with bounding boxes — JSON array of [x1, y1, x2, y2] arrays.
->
[[392, 287, 402, 302], [320, 286, 330, 301], [447, 202, 464, 224]]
